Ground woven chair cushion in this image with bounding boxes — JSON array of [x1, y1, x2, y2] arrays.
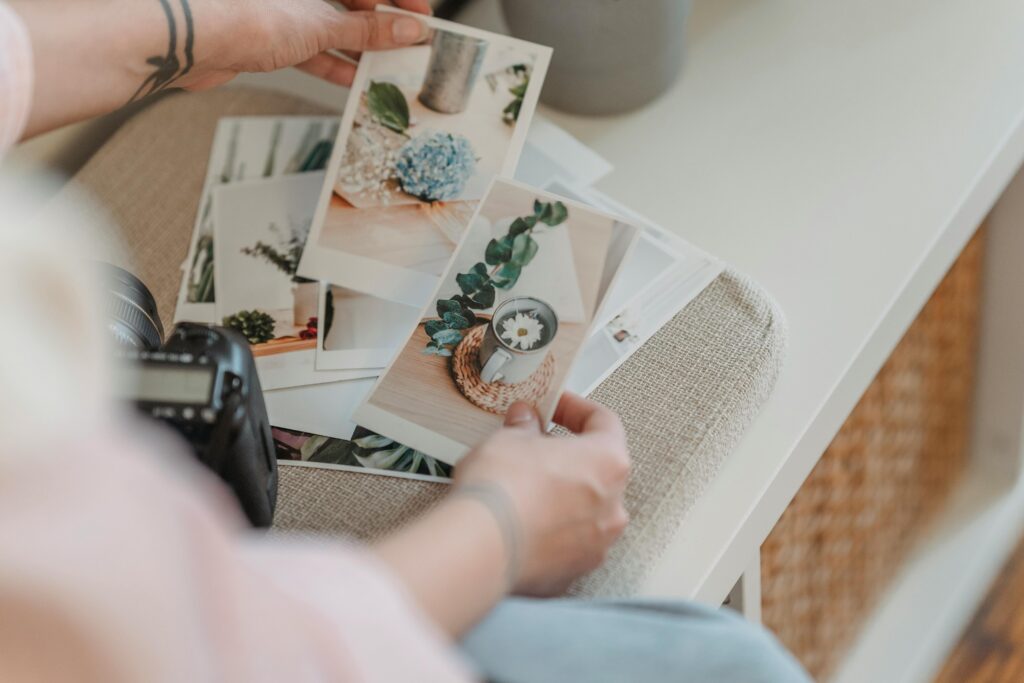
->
[[52, 86, 787, 598]]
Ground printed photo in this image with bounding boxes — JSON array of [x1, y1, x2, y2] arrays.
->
[[298, 8, 552, 306], [264, 377, 376, 441], [354, 179, 641, 464], [316, 284, 421, 371], [273, 426, 452, 481], [175, 116, 341, 324], [547, 180, 724, 396], [212, 174, 378, 390]]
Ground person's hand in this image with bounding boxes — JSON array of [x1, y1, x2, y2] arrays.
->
[[177, 0, 432, 92], [453, 394, 631, 597]]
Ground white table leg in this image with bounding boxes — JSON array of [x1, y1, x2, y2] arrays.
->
[[725, 548, 762, 624]]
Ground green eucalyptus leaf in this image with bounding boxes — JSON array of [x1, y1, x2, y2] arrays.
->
[[437, 298, 462, 318], [433, 329, 464, 346], [424, 320, 448, 337], [422, 345, 442, 355], [470, 284, 495, 309], [510, 233, 539, 267], [442, 311, 470, 329], [485, 238, 513, 265], [366, 81, 409, 134], [456, 271, 486, 295], [472, 262, 488, 276], [438, 348, 453, 357], [494, 264, 522, 289], [540, 201, 569, 226], [533, 199, 544, 215], [509, 216, 537, 236]]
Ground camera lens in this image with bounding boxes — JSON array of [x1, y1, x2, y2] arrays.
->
[[101, 264, 164, 350]]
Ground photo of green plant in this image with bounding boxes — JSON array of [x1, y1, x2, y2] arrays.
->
[[212, 173, 379, 390], [424, 199, 568, 356], [273, 426, 452, 480], [355, 179, 641, 464]]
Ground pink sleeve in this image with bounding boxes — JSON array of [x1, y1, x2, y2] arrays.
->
[[0, 1, 32, 150], [0, 426, 474, 683]]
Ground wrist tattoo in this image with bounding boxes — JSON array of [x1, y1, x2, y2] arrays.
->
[[454, 483, 523, 590], [128, 0, 195, 103]]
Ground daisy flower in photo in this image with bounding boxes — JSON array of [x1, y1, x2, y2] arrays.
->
[[500, 312, 544, 350]]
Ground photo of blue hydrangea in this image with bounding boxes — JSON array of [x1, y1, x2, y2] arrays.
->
[[330, 25, 540, 214], [396, 131, 477, 202], [300, 10, 550, 307]]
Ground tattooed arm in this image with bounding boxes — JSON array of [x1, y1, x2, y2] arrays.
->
[[7, 0, 430, 138]]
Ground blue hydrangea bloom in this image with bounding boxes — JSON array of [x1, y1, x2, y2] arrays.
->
[[396, 131, 477, 202]]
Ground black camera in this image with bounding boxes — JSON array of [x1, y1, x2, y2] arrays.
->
[[104, 266, 278, 527]]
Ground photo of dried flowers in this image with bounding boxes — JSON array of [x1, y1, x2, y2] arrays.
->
[[299, 8, 551, 306], [176, 116, 341, 324], [273, 426, 452, 481], [355, 179, 641, 464]]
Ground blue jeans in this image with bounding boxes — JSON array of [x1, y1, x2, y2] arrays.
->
[[462, 598, 811, 683]]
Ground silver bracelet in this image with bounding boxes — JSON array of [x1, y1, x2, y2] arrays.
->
[[453, 482, 523, 590]]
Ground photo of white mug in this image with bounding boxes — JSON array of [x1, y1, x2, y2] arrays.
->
[[479, 297, 559, 384]]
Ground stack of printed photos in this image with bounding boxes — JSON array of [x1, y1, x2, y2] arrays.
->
[[174, 8, 723, 483]]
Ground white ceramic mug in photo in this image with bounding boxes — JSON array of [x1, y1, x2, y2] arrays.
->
[[479, 297, 559, 384]]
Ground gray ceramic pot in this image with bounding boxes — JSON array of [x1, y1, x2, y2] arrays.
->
[[500, 0, 691, 116]]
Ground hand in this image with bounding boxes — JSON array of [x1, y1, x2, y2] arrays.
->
[[181, 0, 432, 92], [453, 394, 631, 597], [9, 0, 432, 137]]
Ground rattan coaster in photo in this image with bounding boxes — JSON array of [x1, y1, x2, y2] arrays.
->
[[451, 324, 556, 415]]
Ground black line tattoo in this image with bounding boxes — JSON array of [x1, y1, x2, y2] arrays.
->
[[128, 0, 194, 104]]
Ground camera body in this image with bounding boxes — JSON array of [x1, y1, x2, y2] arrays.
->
[[117, 323, 278, 527]]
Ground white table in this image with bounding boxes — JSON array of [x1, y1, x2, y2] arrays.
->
[[455, 1, 1024, 681], [11, 1, 1024, 680]]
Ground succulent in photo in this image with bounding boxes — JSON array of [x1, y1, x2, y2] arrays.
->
[[396, 131, 477, 202], [223, 309, 276, 345]]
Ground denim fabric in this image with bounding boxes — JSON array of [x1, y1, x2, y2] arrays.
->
[[462, 598, 811, 683]]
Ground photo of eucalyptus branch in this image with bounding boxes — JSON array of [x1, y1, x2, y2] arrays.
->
[[424, 199, 568, 356], [355, 179, 641, 463]]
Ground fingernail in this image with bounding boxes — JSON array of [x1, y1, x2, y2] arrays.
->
[[393, 17, 425, 44], [505, 402, 538, 428]]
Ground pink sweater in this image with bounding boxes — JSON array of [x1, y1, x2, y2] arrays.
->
[[0, 4, 471, 681]]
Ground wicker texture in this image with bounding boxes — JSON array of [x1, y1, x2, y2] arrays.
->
[[56, 87, 788, 598], [761, 228, 986, 680], [451, 323, 556, 414]]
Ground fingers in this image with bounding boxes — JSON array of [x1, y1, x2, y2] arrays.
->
[[328, 10, 429, 53], [553, 392, 626, 442], [503, 402, 541, 433], [296, 53, 359, 87]]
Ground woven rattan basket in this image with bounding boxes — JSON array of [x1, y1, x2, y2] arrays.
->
[[761, 227, 986, 680]]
